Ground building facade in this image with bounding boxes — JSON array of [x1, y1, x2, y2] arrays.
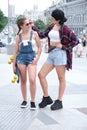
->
[[44, 0, 87, 36]]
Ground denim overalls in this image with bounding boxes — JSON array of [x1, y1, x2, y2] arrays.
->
[[16, 29, 36, 66]]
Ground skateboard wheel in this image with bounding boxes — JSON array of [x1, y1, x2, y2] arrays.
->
[[11, 78, 16, 83], [10, 55, 14, 60], [13, 74, 18, 79], [8, 60, 12, 64]]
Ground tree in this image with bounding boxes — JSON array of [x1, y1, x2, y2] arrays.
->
[[45, 20, 51, 28], [0, 9, 8, 32], [34, 19, 51, 31], [34, 19, 45, 31]]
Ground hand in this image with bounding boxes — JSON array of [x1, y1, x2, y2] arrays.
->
[[32, 57, 38, 65], [13, 65, 16, 73]]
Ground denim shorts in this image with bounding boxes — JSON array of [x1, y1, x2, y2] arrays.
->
[[47, 48, 67, 66], [16, 51, 36, 65]]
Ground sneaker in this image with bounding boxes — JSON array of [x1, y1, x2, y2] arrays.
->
[[21, 101, 27, 108], [50, 100, 63, 110], [30, 102, 36, 110], [39, 96, 53, 108]]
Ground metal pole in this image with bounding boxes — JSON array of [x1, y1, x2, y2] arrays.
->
[[8, 0, 9, 43]]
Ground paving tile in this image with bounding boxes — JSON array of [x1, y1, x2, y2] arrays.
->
[[0, 53, 87, 130], [77, 108, 87, 115]]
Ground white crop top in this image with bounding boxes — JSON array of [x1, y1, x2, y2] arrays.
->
[[48, 30, 60, 42]]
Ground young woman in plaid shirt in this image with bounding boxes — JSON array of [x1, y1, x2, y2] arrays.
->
[[33, 8, 79, 110]]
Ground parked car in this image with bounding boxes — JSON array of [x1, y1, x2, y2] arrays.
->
[[0, 41, 6, 47]]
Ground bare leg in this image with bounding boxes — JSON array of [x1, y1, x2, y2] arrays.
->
[[18, 64, 27, 101], [55, 65, 66, 101], [50, 65, 66, 110], [28, 64, 37, 102], [38, 62, 54, 97]]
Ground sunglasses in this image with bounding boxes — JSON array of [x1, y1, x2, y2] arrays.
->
[[25, 22, 32, 26]]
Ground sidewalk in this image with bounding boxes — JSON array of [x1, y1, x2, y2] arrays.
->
[[0, 53, 87, 130]]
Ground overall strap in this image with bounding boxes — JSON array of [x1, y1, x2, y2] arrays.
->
[[19, 33, 22, 42], [29, 28, 33, 41]]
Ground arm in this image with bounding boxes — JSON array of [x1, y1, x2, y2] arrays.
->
[[32, 23, 54, 39], [13, 35, 19, 73], [50, 28, 79, 51], [32, 31, 42, 64], [61, 31, 79, 51]]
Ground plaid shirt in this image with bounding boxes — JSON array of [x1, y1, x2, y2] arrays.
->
[[32, 23, 79, 70]]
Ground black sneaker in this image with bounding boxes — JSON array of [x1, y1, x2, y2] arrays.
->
[[30, 102, 36, 110], [21, 101, 27, 108], [39, 96, 53, 108], [50, 100, 63, 110]]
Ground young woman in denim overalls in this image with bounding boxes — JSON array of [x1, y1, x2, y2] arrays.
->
[[13, 18, 42, 109]]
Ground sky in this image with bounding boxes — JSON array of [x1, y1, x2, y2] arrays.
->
[[0, 0, 54, 16]]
